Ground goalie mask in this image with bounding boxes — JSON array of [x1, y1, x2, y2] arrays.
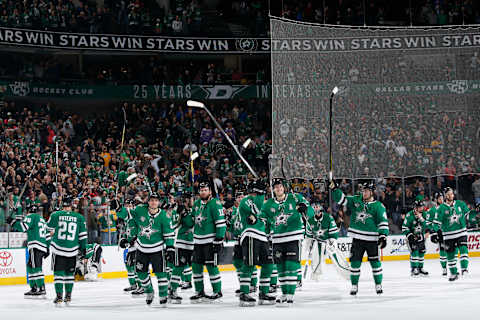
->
[[311, 201, 324, 220]]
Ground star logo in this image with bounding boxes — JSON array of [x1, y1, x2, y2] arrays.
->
[[234, 219, 243, 232], [139, 221, 158, 240], [414, 225, 422, 234], [355, 211, 371, 224], [315, 229, 325, 239], [195, 214, 206, 227], [449, 212, 461, 225], [275, 212, 289, 226], [136, 262, 143, 270], [275, 251, 282, 259]]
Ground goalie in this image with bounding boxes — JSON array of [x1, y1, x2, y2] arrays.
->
[[304, 201, 349, 280], [76, 243, 103, 281]]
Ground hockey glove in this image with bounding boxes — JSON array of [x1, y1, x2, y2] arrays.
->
[[329, 179, 337, 190], [79, 249, 87, 260], [407, 233, 416, 250], [377, 234, 387, 249], [212, 238, 224, 254], [430, 232, 439, 243], [5, 216, 13, 225], [296, 203, 308, 214], [415, 234, 425, 243], [176, 205, 186, 217], [119, 238, 129, 249], [247, 214, 258, 225], [166, 246, 175, 264]]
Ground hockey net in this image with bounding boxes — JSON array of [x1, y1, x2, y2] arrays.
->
[[270, 17, 480, 180]]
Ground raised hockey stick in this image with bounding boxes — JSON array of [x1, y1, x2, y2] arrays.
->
[[329, 87, 339, 182], [187, 100, 258, 179], [115, 106, 128, 202]]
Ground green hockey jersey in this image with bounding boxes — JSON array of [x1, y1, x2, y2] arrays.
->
[[260, 193, 313, 244], [305, 212, 339, 242], [402, 210, 427, 237], [227, 206, 242, 245], [433, 200, 470, 240], [468, 209, 480, 228], [47, 210, 87, 257], [127, 204, 175, 253], [171, 207, 194, 251], [187, 198, 226, 244], [19, 213, 50, 253], [238, 194, 267, 244], [332, 189, 389, 241], [425, 206, 438, 231], [85, 243, 101, 259]]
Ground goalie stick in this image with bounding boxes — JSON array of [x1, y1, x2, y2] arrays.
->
[[303, 238, 316, 279]]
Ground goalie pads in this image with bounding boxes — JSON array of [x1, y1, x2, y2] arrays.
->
[[325, 239, 350, 280]]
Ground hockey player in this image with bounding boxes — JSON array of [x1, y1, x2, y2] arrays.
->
[[120, 192, 176, 306], [238, 180, 276, 306], [260, 178, 313, 306], [402, 200, 429, 277], [431, 187, 470, 281], [168, 194, 194, 304], [467, 203, 480, 230], [47, 196, 88, 305], [82, 243, 103, 280], [305, 200, 339, 279], [426, 193, 447, 276], [14, 204, 50, 298], [118, 199, 141, 293], [331, 180, 388, 295], [186, 180, 226, 302]]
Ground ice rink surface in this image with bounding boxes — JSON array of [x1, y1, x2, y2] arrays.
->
[[2, 258, 480, 320]]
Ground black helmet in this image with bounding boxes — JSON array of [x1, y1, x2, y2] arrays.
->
[[125, 198, 135, 205], [149, 192, 160, 200], [433, 192, 443, 201], [360, 180, 375, 191], [413, 199, 424, 209], [235, 187, 246, 198], [198, 180, 211, 190], [248, 180, 266, 194], [62, 196, 73, 207], [443, 187, 454, 197], [271, 178, 285, 188]]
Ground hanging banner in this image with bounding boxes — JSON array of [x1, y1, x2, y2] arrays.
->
[[0, 81, 271, 100], [0, 27, 270, 53]]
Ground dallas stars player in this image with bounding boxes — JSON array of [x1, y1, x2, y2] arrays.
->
[[260, 178, 313, 306], [47, 196, 88, 305], [120, 192, 176, 306], [467, 203, 480, 230], [168, 194, 194, 304], [186, 180, 226, 302], [331, 181, 388, 295], [118, 199, 142, 293], [431, 187, 470, 281], [402, 200, 429, 277], [16, 204, 50, 298], [426, 193, 448, 276], [238, 180, 276, 306], [305, 200, 339, 279]]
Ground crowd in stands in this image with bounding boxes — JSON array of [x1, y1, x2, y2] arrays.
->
[[0, 53, 267, 85], [1, 1, 480, 37], [0, 98, 479, 244]]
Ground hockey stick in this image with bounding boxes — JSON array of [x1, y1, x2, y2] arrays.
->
[[116, 106, 128, 202], [187, 100, 258, 179], [15, 156, 41, 209], [268, 154, 275, 199], [303, 238, 316, 278], [329, 87, 338, 182]]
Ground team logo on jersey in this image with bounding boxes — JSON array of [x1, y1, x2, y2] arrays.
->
[[275, 251, 282, 259], [234, 219, 243, 232], [449, 212, 461, 225], [355, 211, 371, 224], [195, 214, 206, 227], [315, 229, 325, 239], [414, 225, 422, 234], [354, 203, 360, 208], [139, 222, 158, 240], [275, 213, 289, 226]]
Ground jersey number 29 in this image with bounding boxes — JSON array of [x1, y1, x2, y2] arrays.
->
[[58, 221, 77, 241]]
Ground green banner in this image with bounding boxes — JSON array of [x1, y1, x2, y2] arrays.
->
[[271, 80, 480, 99], [0, 81, 271, 100]]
